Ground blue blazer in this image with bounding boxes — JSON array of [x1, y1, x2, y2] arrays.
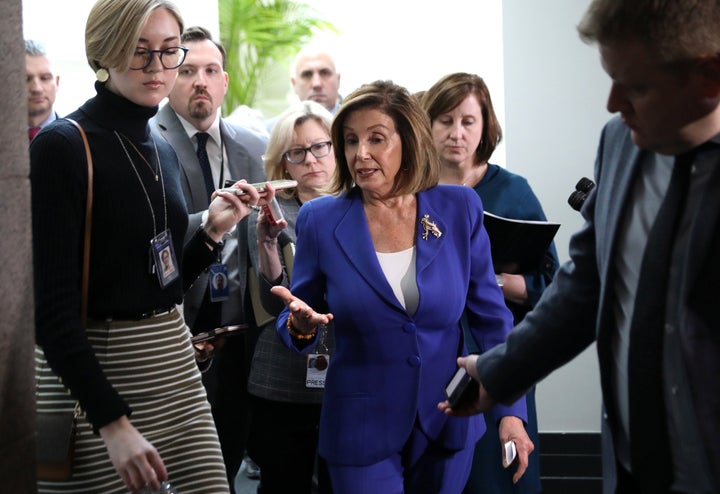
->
[[277, 185, 526, 466]]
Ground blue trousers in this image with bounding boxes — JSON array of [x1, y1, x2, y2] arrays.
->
[[327, 418, 476, 494]]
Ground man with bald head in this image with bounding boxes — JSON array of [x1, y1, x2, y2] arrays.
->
[[265, 45, 342, 132], [291, 45, 341, 114]]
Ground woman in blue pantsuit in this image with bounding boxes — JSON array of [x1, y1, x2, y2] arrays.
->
[[271, 81, 533, 494]]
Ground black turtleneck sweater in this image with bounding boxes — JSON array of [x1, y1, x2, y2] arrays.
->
[[30, 82, 216, 429]]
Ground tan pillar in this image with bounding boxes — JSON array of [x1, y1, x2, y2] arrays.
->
[[0, 0, 39, 492]]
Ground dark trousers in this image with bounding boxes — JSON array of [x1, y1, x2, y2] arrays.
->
[[204, 329, 259, 493], [247, 395, 332, 494], [616, 464, 642, 494], [616, 463, 694, 494]]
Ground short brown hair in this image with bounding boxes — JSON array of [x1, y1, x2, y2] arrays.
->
[[421, 72, 502, 165], [577, 0, 720, 62], [181, 26, 227, 69], [85, 0, 184, 72], [330, 80, 439, 196]]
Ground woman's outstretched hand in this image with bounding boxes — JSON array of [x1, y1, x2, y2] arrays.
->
[[271, 286, 333, 334]]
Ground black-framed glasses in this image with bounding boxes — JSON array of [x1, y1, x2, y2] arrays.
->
[[283, 141, 333, 164], [129, 47, 188, 70]]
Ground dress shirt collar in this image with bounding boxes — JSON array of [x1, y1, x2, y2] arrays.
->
[[174, 108, 222, 146]]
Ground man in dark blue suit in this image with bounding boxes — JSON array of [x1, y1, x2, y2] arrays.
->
[[441, 1, 720, 493], [25, 39, 59, 142], [150, 26, 267, 493]]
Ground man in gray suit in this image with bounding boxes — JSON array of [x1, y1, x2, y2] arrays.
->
[[440, 1, 720, 493], [150, 26, 267, 493]]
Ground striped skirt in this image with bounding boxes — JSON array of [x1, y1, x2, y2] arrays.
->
[[36, 308, 230, 493]]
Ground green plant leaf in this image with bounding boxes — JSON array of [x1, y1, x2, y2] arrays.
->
[[218, 0, 337, 116]]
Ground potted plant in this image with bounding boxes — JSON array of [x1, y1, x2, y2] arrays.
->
[[218, 0, 336, 117]]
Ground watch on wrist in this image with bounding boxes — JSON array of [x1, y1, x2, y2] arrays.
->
[[198, 225, 224, 250], [495, 273, 505, 288]]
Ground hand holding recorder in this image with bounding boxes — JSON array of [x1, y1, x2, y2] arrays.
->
[[438, 355, 494, 416], [439, 356, 534, 483], [219, 179, 298, 197]]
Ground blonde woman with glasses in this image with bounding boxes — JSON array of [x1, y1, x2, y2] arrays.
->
[[247, 100, 336, 494], [30, 1, 260, 492]]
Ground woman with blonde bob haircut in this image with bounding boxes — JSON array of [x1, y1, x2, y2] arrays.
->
[[85, 0, 183, 76], [31, 0, 259, 492]]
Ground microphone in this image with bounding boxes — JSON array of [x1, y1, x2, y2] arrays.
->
[[568, 177, 595, 211], [277, 230, 293, 249]]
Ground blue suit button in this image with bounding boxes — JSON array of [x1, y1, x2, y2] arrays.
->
[[403, 323, 416, 333], [407, 355, 421, 367]]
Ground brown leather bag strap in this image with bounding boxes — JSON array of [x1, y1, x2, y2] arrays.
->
[[65, 119, 93, 327]]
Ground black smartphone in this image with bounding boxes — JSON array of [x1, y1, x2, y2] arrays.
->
[[445, 366, 479, 409], [191, 324, 247, 344]]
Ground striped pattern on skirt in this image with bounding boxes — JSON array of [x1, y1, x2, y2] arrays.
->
[[36, 308, 230, 493]]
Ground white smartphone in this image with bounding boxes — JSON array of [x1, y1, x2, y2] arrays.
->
[[503, 440, 517, 466], [219, 179, 297, 196]]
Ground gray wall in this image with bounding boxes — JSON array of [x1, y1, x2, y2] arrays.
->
[[503, 0, 610, 431], [0, 0, 37, 490]]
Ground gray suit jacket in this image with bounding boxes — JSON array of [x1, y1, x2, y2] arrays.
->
[[150, 104, 267, 328], [475, 115, 720, 492]]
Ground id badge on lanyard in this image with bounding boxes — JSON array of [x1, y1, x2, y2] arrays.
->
[[209, 262, 230, 302], [306, 324, 330, 388], [150, 229, 179, 289]]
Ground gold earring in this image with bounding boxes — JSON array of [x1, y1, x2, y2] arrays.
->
[[96, 68, 109, 82]]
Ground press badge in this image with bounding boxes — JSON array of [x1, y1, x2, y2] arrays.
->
[[209, 263, 230, 302], [150, 229, 179, 289], [306, 354, 330, 388], [306, 324, 330, 388]]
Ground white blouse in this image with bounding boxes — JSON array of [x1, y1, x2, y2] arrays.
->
[[376, 246, 419, 315]]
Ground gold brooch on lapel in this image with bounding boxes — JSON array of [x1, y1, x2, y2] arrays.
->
[[421, 214, 442, 240]]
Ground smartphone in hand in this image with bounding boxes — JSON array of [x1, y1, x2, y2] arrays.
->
[[190, 324, 247, 344], [445, 366, 479, 409], [219, 179, 298, 196], [503, 440, 517, 466], [262, 196, 285, 225]]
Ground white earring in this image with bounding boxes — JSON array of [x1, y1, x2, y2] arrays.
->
[[96, 68, 109, 82]]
